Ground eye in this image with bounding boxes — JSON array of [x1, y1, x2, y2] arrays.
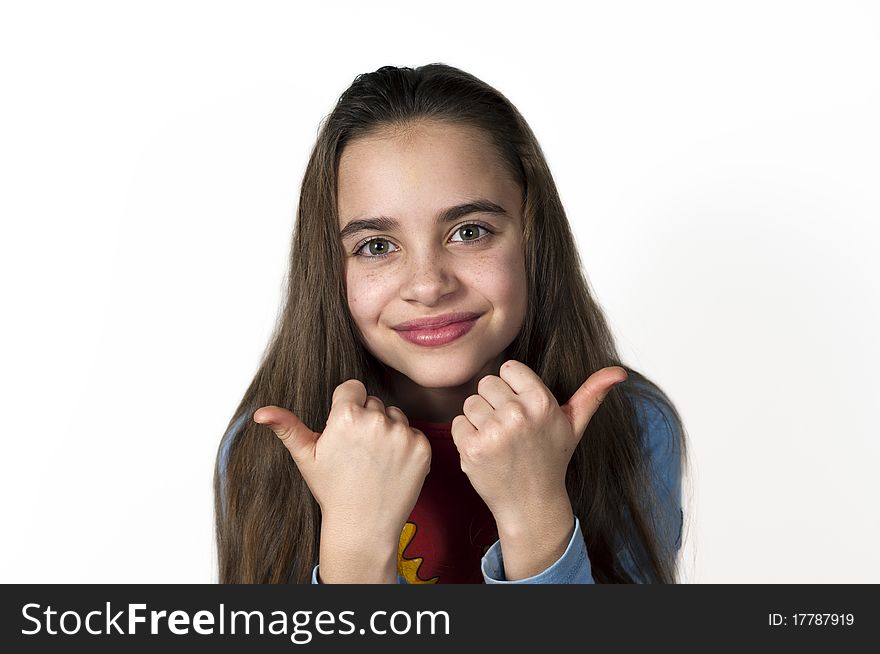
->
[[449, 223, 492, 244], [354, 237, 400, 259]]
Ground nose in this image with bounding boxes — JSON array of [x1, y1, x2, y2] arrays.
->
[[398, 249, 459, 306]]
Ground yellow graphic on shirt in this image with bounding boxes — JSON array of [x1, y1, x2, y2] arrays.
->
[[397, 522, 439, 584]]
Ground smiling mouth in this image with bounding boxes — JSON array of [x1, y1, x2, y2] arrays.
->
[[392, 311, 483, 332], [392, 314, 481, 347]]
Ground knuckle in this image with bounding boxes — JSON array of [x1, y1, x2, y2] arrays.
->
[[364, 409, 387, 430], [414, 437, 432, 461], [346, 378, 366, 391], [386, 405, 406, 422], [463, 394, 481, 411], [484, 419, 505, 440], [534, 392, 553, 414], [334, 403, 359, 424], [275, 426, 295, 447], [503, 401, 528, 426], [463, 440, 483, 462], [388, 420, 408, 438], [334, 378, 359, 395]]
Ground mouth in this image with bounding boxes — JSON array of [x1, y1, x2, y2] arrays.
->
[[391, 312, 482, 348], [392, 311, 482, 331]]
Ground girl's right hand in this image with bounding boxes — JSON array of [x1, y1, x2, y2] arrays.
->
[[253, 379, 432, 582]]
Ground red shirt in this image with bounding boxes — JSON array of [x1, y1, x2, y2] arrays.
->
[[397, 419, 499, 584]]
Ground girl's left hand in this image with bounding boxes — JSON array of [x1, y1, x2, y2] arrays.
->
[[451, 360, 628, 532]]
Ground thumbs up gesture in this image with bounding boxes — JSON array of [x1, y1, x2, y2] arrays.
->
[[451, 360, 628, 539], [253, 380, 432, 583]]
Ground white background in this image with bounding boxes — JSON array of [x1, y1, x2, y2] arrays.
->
[[1, 0, 877, 583]]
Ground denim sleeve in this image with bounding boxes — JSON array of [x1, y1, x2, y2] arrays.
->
[[635, 397, 684, 554], [312, 564, 409, 584], [614, 396, 684, 581], [480, 515, 595, 584]]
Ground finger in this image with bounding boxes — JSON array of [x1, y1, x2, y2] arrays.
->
[[462, 393, 494, 430], [450, 413, 478, 453], [475, 374, 516, 410], [497, 359, 549, 397], [253, 405, 319, 465], [385, 405, 410, 426], [332, 379, 368, 408], [364, 394, 385, 414], [561, 366, 629, 439]]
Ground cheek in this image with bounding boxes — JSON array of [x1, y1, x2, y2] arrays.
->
[[500, 276, 528, 323], [477, 250, 528, 316], [346, 268, 392, 326]]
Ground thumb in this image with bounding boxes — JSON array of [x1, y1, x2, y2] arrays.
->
[[560, 367, 628, 441], [253, 405, 319, 465]]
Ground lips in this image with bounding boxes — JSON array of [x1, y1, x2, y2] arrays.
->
[[392, 312, 482, 332], [391, 312, 482, 347]]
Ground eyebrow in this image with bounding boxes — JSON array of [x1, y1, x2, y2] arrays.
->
[[339, 199, 509, 243]]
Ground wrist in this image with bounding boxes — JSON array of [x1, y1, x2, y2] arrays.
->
[[493, 488, 573, 539], [318, 519, 399, 584], [493, 492, 575, 581]]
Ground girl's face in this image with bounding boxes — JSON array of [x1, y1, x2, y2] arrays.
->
[[337, 120, 528, 390]]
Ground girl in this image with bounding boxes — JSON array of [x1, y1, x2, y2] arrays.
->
[[215, 63, 688, 584]]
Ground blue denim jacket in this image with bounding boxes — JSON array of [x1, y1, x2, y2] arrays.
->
[[220, 393, 683, 584]]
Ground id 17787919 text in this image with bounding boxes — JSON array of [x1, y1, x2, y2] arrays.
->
[[768, 613, 854, 627]]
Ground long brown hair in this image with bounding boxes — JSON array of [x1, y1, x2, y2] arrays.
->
[[214, 63, 690, 583]]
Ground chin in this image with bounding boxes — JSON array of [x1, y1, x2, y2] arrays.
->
[[390, 358, 487, 390], [406, 370, 476, 389]]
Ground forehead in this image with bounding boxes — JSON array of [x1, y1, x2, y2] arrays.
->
[[337, 121, 519, 221]]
